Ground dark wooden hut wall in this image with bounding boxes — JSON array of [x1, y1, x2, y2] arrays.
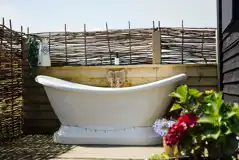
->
[[218, 0, 239, 103], [221, 32, 239, 103], [23, 74, 60, 134]]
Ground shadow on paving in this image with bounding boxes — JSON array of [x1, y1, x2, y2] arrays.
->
[[0, 135, 77, 160]]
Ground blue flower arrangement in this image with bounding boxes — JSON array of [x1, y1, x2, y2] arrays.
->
[[152, 118, 175, 137]]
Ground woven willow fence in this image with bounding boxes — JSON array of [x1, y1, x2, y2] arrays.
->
[[33, 23, 216, 66], [0, 18, 25, 142]]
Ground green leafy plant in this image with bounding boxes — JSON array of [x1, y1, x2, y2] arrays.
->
[[148, 152, 170, 160], [151, 85, 239, 160], [27, 35, 40, 68], [169, 85, 203, 115], [26, 35, 40, 77], [196, 91, 239, 159]]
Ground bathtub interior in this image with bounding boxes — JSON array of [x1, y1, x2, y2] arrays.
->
[[35, 73, 187, 92]]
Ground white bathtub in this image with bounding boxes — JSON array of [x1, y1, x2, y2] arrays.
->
[[35, 73, 187, 145]]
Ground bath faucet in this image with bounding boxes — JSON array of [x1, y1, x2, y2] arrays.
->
[[114, 70, 125, 88], [106, 70, 126, 88], [106, 70, 115, 87]]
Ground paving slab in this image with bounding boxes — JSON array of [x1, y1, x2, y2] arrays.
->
[[52, 145, 164, 160]]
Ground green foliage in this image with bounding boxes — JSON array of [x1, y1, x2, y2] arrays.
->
[[27, 35, 40, 77], [27, 35, 40, 68], [167, 85, 239, 159], [169, 85, 203, 115], [196, 91, 239, 159], [148, 152, 170, 160]]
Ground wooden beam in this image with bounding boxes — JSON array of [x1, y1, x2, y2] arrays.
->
[[152, 31, 161, 64], [36, 64, 217, 87]]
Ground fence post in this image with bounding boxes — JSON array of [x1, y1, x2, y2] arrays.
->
[[215, 30, 219, 64], [64, 24, 68, 64], [84, 24, 87, 65], [20, 25, 24, 135], [152, 21, 161, 64], [23, 27, 29, 71], [105, 22, 112, 65], [0, 18, 4, 71], [49, 32, 51, 57], [201, 31, 207, 64], [181, 20, 184, 64], [215, 29, 220, 91], [9, 19, 15, 138], [128, 21, 132, 64]]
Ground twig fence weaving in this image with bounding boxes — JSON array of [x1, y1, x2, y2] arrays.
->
[[0, 18, 25, 142], [33, 24, 216, 66]]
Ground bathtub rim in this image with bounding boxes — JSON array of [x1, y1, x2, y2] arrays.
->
[[35, 73, 187, 93]]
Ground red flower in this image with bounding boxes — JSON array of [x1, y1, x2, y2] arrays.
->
[[165, 113, 198, 146], [177, 113, 199, 128]]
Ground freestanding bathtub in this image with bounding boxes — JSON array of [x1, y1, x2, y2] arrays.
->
[[35, 73, 187, 145]]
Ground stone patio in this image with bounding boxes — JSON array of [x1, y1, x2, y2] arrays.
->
[[53, 146, 163, 160], [0, 135, 164, 160]]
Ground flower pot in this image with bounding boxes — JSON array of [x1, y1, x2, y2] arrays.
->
[[163, 137, 176, 156]]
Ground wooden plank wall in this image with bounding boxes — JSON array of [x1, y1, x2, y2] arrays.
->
[[23, 69, 60, 134], [221, 32, 239, 103], [23, 64, 217, 134]]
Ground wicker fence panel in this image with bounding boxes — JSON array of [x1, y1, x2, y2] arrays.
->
[[0, 19, 25, 142], [33, 26, 216, 66]]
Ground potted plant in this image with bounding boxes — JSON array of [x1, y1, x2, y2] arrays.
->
[[149, 85, 239, 160]]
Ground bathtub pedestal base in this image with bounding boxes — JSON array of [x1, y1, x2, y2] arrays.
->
[[53, 125, 162, 145]]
